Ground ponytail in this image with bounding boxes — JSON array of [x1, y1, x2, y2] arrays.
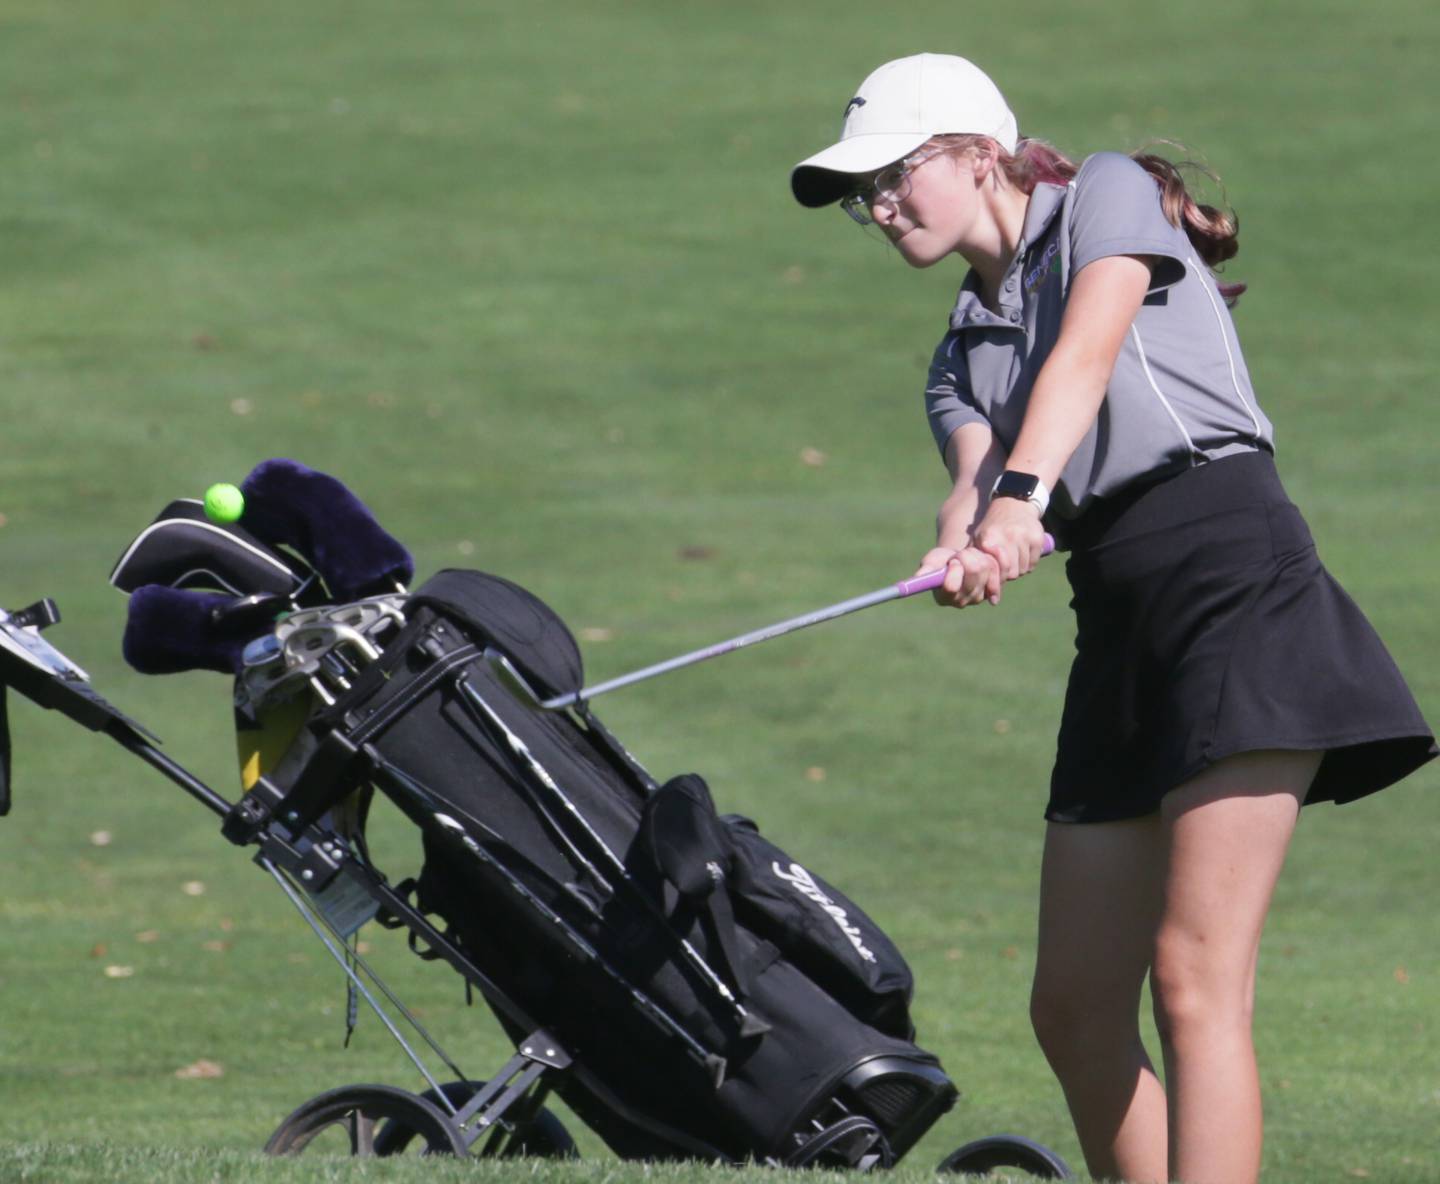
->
[[930, 133, 1247, 301], [1127, 149, 1242, 276]]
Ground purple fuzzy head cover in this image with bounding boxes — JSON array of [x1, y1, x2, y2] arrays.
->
[[123, 586, 253, 675], [239, 459, 414, 599]]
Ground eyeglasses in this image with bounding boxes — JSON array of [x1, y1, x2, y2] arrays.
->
[[839, 145, 947, 226]]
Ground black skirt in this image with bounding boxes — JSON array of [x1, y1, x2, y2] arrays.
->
[[1047, 451, 1436, 824]]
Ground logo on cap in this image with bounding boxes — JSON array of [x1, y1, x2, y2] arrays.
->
[[844, 96, 866, 119]]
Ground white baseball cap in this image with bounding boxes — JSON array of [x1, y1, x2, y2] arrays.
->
[[791, 54, 1019, 208]]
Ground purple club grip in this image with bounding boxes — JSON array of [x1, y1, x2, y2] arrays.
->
[[894, 532, 1056, 597]]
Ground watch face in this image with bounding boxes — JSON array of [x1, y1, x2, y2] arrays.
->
[[995, 471, 1040, 500]]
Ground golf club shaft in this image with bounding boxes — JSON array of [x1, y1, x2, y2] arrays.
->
[[545, 534, 1054, 710]]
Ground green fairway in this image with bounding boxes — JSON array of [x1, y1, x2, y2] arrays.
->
[[2, 1, 1437, 1181]]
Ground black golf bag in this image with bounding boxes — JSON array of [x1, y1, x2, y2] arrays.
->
[[1, 461, 1067, 1175], [263, 567, 956, 1165]]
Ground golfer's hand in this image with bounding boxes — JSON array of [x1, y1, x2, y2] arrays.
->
[[973, 499, 1047, 583], [915, 547, 1001, 609]]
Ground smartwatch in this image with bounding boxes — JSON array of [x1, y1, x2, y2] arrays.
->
[[990, 470, 1051, 516]]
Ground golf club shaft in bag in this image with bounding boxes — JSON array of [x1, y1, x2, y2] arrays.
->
[[544, 534, 1055, 711]]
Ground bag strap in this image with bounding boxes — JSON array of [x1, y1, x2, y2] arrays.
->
[[642, 774, 754, 999], [697, 876, 752, 1001]]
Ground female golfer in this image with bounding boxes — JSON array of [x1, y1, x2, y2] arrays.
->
[[791, 54, 1435, 1184]]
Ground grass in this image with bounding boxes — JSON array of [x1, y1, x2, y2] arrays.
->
[[1, 1, 1438, 1181], [0, 1150, 1071, 1184]]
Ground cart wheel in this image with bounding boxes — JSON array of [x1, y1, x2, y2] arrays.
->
[[264, 1083, 466, 1157], [372, 1078, 578, 1158], [939, 1134, 1073, 1178]]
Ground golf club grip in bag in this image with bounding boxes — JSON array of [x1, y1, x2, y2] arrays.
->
[[296, 569, 956, 1164]]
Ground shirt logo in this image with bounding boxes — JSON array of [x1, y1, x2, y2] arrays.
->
[[844, 96, 867, 119], [1023, 239, 1061, 296]]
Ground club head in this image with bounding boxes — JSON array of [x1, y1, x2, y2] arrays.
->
[[482, 647, 565, 710]]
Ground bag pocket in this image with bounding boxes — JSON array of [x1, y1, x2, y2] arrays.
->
[[723, 815, 915, 1040]]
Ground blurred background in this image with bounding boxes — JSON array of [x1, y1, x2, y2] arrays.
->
[[2, 1, 1436, 1178]]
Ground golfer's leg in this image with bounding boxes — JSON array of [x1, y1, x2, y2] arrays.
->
[[1031, 816, 1168, 1184], [1152, 749, 1320, 1184]]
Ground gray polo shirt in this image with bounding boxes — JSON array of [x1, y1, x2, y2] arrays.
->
[[924, 152, 1272, 522]]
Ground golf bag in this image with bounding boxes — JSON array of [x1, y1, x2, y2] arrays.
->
[[260, 566, 955, 1164], [63, 458, 1089, 1173], [0, 459, 1078, 1174]]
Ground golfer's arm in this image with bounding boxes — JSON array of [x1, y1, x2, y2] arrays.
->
[[1004, 254, 1155, 490], [935, 422, 1005, 552]]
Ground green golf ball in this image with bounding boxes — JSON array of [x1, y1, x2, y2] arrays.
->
[[203, 482, 245, 524]]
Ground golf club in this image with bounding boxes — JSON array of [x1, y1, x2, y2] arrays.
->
[[541, 535, 1054, 711]]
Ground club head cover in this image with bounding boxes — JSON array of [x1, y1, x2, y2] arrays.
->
[[122, 585, 256, 676], [239, 458, 414, 600]]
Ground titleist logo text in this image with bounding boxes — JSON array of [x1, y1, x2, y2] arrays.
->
[[772, 861, 876, 963]]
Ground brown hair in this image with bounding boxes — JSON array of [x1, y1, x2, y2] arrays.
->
[[930, 133, 1246, 301]]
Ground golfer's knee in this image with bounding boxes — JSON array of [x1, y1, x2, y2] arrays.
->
[[1030, 975, 1132, 1065], [1150, 939, 1253, 1050]]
